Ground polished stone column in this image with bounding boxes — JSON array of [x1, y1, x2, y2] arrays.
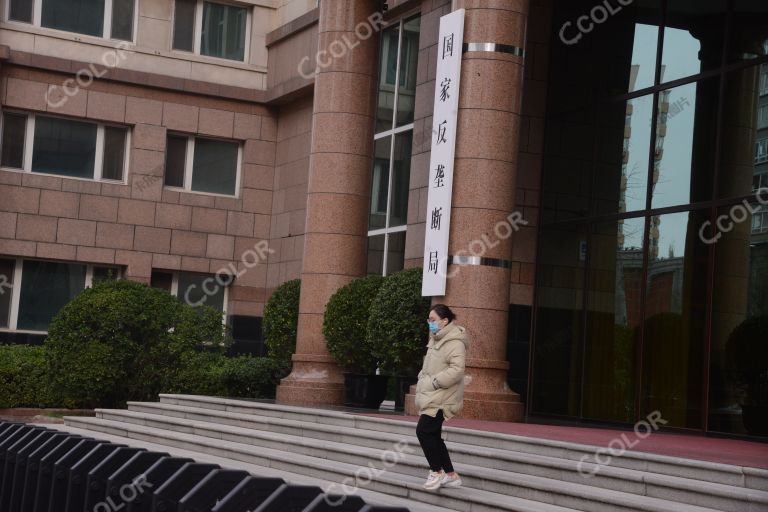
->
[[276, 0, 380, 406], [405, 0, 529, 421]]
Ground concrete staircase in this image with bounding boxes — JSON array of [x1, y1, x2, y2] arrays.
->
[[54, 394, 768, 512]]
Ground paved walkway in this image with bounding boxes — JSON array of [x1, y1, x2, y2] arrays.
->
[[365, 412, 768, 469]]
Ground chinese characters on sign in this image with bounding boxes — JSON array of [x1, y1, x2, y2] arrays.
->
[[422, 9, 465, 297]]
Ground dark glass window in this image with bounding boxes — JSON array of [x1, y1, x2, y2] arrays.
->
[[111, 0, 135, 40], [1, 112, 26, 169], [192, 137, 238, 195], [0, 259, 14, 329], [9, 0, 33, 23], [41, 0, 105, 37], [173, 0, 197, 51], [165, 135, 188, 187], [32, 116, 97, 179], [17, 261, 86, 331], [102, 126, 127, 181], [200, 1, 247, 61]]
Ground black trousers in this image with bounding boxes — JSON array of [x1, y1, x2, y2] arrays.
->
[[416, 409, 454, 473]]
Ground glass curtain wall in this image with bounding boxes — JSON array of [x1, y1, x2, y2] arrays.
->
[[533, 0, 768, 437]]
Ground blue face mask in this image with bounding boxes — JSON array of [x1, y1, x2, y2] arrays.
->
[[427, 320, 440, 334]]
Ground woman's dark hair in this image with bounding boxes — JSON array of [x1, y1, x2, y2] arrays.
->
[[430, 304, 456, 322]]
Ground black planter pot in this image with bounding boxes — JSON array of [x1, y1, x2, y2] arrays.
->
[[343, 374, 390, 409], [742, 404, 768, 436], [394, 376, 418, 412]]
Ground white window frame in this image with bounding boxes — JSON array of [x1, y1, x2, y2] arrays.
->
[[172, 0, 252, 63], [152, 269, 230, 318], [0, 258, 121, 334], [5, 0, 138, 42], [164, 133, 243, 198], [0, 110, 131, 184]]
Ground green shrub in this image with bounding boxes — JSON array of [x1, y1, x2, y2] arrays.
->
[[165, 351, 228, 396], [0, 345, 53, 408], [323, 275, 385, 374], [45, 279, 229, 408], [163, 352, 285, 399], [263, 279, 301, 368], [367, 268, 431, 377], [221, 356, 285, 398]]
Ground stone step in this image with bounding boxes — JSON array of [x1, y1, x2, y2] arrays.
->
[[116, 403, 768, 512], [157, 394, 768, 492], [67, 414, 743, 512], [37, 422, 449, 512], [61, 416, 585, 512]]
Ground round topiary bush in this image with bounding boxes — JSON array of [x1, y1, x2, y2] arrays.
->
[[263, 279, 301, 369], [45, 279, 228, 408], [323, 275, 385, 374], [367, 267, 431, 377]]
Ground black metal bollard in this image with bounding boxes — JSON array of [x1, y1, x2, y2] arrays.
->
[[8, 430, 59, 511], [47, 438, 110, 512], [211, 476, 286, 512], [0, 424, 36, 484], [0, 427, 50, 509], [83, 446, 146, 512], [32, 435, 88, 512], [62, 442, 127, 512], [104, 451, 168, 509], [177, 469, 250, 512], [251, 484, 324, 512], [125, 457, 195, 512], [359, 507, 412, 512], [151, 462, 221, 512], [19, 433, 71, 512]]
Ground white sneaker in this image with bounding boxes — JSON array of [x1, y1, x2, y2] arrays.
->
[[440, 472, 462, 488], [423, 470, 444, 490]]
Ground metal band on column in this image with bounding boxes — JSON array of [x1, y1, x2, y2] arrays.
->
[[463, 42, 525, 57]]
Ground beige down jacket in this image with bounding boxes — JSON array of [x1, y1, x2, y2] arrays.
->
[[414, 321, 469, 419]]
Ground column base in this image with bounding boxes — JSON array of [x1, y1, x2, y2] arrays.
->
[[275, 355, 346, 407]]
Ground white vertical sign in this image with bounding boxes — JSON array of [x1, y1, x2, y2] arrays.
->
[[422, 9, 465, 297]]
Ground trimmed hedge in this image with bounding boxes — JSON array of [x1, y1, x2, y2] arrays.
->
[[368, 268, 431, 377], [163, 351, 285, 399], [263, 279, 301, 369], [0, 345, 53, 408], [44, 279, 229, 409], [323, 275, 385, 374]]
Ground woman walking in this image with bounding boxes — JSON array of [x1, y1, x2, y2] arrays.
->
[[415, 304, 468, 490]]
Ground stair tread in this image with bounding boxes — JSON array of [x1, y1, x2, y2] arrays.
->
[[64, 415, 734, 512], [158, 394, 767, 477], [116, 404, 768, 503]]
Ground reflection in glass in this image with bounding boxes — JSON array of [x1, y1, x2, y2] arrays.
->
[[17, 261, 86, 331], [641, 210, 708, 429], [0, 259, 14, 328], [386, 232, 406, 275], [709, 203, 768, 437], [627, 24, 659, 92], [375, 25, 399, 133], [396, 16, 420, 127], [369, 138, 391, 230], [389, 133, 412, 227], [729, 2, 768, 65], [192, 138, 238, 196], [718, 64, 768, 199], [201, 2, 247, 61], [366, 235, 385, 275], [652, 79, 718, 208], [531, 224, 588, 416], [594, 93, 652, 215], [661, 0, 726, 85], [178, 272, 225, 312], [584, 218, 644, 422]]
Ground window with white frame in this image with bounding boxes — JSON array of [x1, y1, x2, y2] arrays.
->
[[367, 15, 420, 276], [7, 0, 136, 41], [172, 0, 250, 62], [754, 171, 768, 192], [0, 111, 129, 182], [752, 207, 768, 234], [150, 270, 229, 313], [756, 138, 768, 164], [164, 133, 241, 196], [0, 258, 120, 332]]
